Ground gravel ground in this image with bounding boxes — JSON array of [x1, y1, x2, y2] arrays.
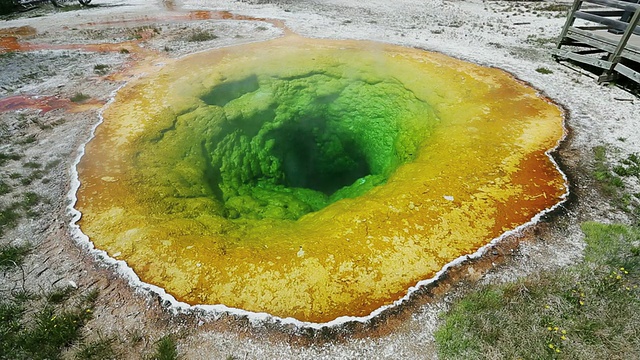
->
[[1, 0, 639, 358]]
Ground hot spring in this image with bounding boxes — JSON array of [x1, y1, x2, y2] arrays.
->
[[74, 36, 566, 323]]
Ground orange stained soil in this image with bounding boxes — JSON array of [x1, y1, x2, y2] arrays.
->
[[80, 10, 258, 25], [0, 35, 146, 54], [1, 10, 289, 54], [81, 10, 289, 32], [75, 35, 567, 323], [0, 26, 37, 37]]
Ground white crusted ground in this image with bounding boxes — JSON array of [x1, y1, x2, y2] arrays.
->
[[1, 0, 639, 358]]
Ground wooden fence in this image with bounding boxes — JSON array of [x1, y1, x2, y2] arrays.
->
[[554, 0, 640, 84]]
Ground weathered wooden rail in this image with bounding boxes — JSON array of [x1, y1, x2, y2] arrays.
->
[[554, 0, 640, 84]]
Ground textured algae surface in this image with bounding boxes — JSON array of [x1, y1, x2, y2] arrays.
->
[[76, 37, 566, 323]]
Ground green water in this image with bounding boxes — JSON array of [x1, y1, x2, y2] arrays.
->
[[135, 69, 438, 221]]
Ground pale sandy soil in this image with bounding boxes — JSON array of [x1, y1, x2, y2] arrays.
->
[[1, 0, 639, 358]]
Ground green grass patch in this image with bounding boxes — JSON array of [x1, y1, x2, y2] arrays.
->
[[75, 335, 117, 360], [535, 3, 570, 12], [21, 169, 46, 185], [127, 25, 161, 40], [20, 177, 33, 186], [0, 286, 99, 360], [0, 244, 30, 269], [0, 251, 174, 359], [23, 191, 41, 207], [0, 51, 16, 59], [0, 205, 21, 236], [125, 328, 144, 344], [21, 305, 89, 357], [0, 152, 22, 166], [18, 135, 37, 145], [0, 301, 24, 355], [186, 29, 218, 42], [592, 147, 640, 219], [151, 335, 179, 360], [23, 161, 41, 169], [54, 4, 85, 12], [1, 190, 47, 235], [593, 145, 608, 176], [46, 286, 75, 305], [535, 67, 553, 74], [435, 222, 640, 359], [0, 180, 10, 195], [45, 159, 62, 170], [613, 153, 640, 178], [93, 64, 110, 75], [70, 93, 90, 103]]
